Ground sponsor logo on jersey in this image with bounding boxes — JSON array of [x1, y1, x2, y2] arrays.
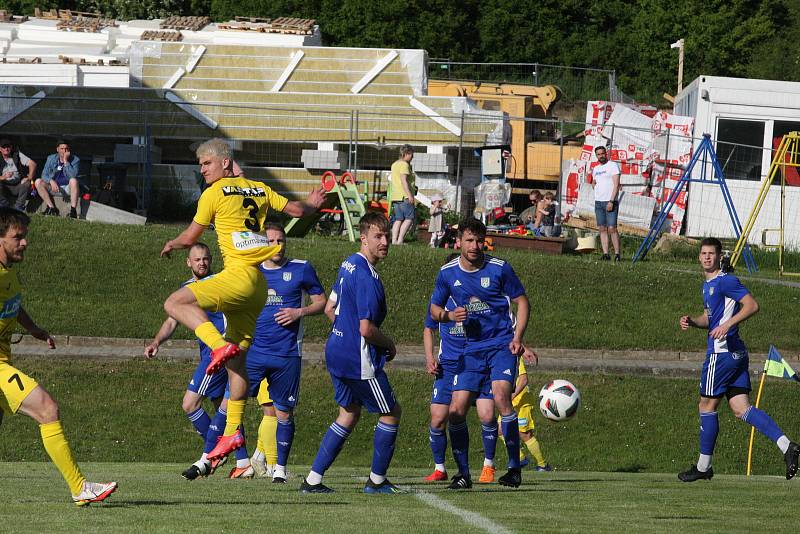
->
[[481, 277, 491, 288], [283, 272, 292, 282], [266, 287, 283, 306], [221, 185, 267, 197], [464, 297, 490, 313], [332, 327, 344, 337], [0, 293, 21, 319], [448, 324, 465, 336], [341, 260, 356, 274], [232, 231, 269, 250], [709, 287, 715, 295]]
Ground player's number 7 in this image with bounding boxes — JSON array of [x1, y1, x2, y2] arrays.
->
[[7, 373, 23, 391]]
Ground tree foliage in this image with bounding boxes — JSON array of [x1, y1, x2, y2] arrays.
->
[[0, 0, 794, 101]]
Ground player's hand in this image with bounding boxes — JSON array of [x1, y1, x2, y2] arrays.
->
[[386, 342, 397, 362], [49, 181, 59, 193], [144, 342, 159, 359], [275, 307, 303, 326], [679, 315, 691, 330], [425, 355, 440, 375], [30, 328, 55, 349], [509, 338, 523, 357], [522, 345, 538, 366], [451, 307, 468, 322], [709, 322, 731, 340], [160, 241, 175, 258], [307, 186, 327, 210]]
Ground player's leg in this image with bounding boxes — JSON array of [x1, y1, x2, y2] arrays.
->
[[518, 404, 550, 471], [251, 380, 276, 478], [165, 286, 226, 350], [476, 397, 498, 483], [448, 380, 477, 489], [12, 375, 116, 505], [425, 368, 452, 481], [729, 392, 800, 479], [364, 371, 403, 494], [183, 372, 212, 440], [489, 347, 522, 487], [266, 357, 302, 483], [68, 177, 80, 214], [302, 378, 361, 493], [34, 178, 57, 212]]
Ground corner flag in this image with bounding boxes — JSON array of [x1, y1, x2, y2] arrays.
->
[[763, 346, 800, 383]]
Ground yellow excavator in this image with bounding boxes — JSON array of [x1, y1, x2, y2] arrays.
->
[[428, 80, 578, 184]]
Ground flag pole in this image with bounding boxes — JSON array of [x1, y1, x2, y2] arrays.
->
[[746, 370, 768, 477]]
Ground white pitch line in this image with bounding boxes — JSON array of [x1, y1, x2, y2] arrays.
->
[[412, 490, 514, 534]]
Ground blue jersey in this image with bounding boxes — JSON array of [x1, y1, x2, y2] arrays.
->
[[424, 296, 465, 362], [431, 255, 525, 351], [182, 275, 226, 359], [249, 259, 325, 358], [703, 272, 749, 354], [325, 252, 387, 379]]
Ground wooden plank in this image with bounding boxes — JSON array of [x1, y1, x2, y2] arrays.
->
[[417, 229, 566, 254], [565, 216, 650, 238]]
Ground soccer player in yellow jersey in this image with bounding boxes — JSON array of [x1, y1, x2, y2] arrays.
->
[[160, 138, 325, 461], [499, 346, 552, 472], [0, 208, 117, 506]]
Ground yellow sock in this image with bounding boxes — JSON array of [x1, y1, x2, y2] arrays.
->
[[40, 421, 85, 495], [195, 322, 226, 350], [520, 449, 526, 462], [223, 399, 246, 435], [260, 415, 278, 465], [525, 436, 546, 467]]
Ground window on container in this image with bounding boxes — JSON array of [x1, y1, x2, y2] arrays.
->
[[716, 119, 765, 181], [772, 121, 800, 186]]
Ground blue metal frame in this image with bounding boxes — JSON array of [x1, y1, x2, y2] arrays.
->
[[633, 134, 757, 272]]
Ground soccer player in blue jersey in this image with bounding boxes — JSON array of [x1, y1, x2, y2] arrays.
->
[[145, 243, 249, 479], [301, 212, 402, 494], [245, 223, 326, 483], [678, 237, 799, 481], [423, 254, 465, 482], [430, 217, 532, 489]]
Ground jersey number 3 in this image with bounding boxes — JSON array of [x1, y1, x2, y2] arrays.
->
[[242, 198, 261, 232]]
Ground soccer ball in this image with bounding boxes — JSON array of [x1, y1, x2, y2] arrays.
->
[[539, 380, 581, 422]]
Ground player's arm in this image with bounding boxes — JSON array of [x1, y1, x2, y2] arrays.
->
[[399, 172, 414, 204], [144, 317, 179, 358], [509, 294, 530, 356], [423, 326, 439, 375], [161, 222, 205, 258], [275, 292, 327, 326], [324, 290, 338, 323], [709, 293, 759, 340], [17, 306, 55, 349], [607, 170, 620, 211], [680, 313, 709, 330], [430, 272, 465, 322], [521, 344, 538, 366], [360, 319, 396, 361], [512, 370, 528, 399], [282, 186, 327, 218]]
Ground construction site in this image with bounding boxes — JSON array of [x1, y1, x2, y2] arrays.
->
[[0, 9, 798, 253]]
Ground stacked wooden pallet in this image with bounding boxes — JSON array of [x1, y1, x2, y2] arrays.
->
[[0, 10, 28, 23], [219, 16, 316, 35], [160, 16, 211, 32], [141, 30, 183, 42]]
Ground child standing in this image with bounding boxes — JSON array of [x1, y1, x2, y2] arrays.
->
[[428, 192, 445, 248]]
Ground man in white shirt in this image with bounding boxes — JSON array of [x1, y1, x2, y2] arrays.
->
[[591, 146, 621, 261]]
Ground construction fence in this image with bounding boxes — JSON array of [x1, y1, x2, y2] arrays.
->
[[0, 91, 797, 247]]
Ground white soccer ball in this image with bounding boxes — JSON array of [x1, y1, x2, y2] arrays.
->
[[539, 379, 581, 422]]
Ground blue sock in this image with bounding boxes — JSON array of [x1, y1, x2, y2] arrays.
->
[[448, 420, 470, 478], [310, 422, 351, 476], [742, 406, 784, 442], [699, 411, 719, 455], [234, 425, 248, 460], [276, 418, 295, 466], [187, 407, 211, 440], [204, 407, 226, 455], [481, 422, 498, 462], [429, 426, 447, 465], [371, 421, 399, 477], [501, 412, 521, 469]]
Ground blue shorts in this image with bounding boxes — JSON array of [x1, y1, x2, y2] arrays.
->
[[452, 370, 494, 400], [187, 354, 228, 399], [331, 370, 397, 414], [431, 360, 460, 405], [700, 351, 751, 398], [390, 200, 416, 223], [225, 353, 301, 411], [453, 345, 516, 398], [594, 200, 619, 227]]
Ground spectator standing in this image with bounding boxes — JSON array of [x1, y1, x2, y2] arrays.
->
[[0, 138, 35, 212], [428, 192, 445, 248], [36, 139, 81, 218], [591, 146, 621, 261], [389, 144, 416, 245]]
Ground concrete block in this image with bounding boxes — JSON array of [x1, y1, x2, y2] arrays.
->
[[301, 149, 347, 170], [412, 152, 452, 173]]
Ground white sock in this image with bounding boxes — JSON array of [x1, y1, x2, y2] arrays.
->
[[434, 463, 446, 473], [483, 458, 495, 468], [251, 450, 265, 462], [273, 465, 286, 479], [369, 472, 386, 485], [697, 454, 712, 472], [236, 458, 250, 468], [777, 435, 791, 454], [306, 471, 323, 485], [200, 453, 208, 462]]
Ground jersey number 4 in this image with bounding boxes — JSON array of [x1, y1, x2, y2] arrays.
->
[[242, 198, 261, 232], [7, 373, 23, 391]]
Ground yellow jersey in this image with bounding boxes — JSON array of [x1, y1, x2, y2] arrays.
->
[[0, 264, 22, 363], [512, 357, 532, 405], [193, 176, 289, 267], [389, 160, 415, 202]]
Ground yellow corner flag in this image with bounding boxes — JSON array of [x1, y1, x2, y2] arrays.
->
[[764, 345, 800, 383]]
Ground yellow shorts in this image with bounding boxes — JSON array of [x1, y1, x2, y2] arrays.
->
[[0, 362, 39, 414], [509, 391, 536, 432], [187, 264, 267, 350], [256, 379, 272, 405]]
